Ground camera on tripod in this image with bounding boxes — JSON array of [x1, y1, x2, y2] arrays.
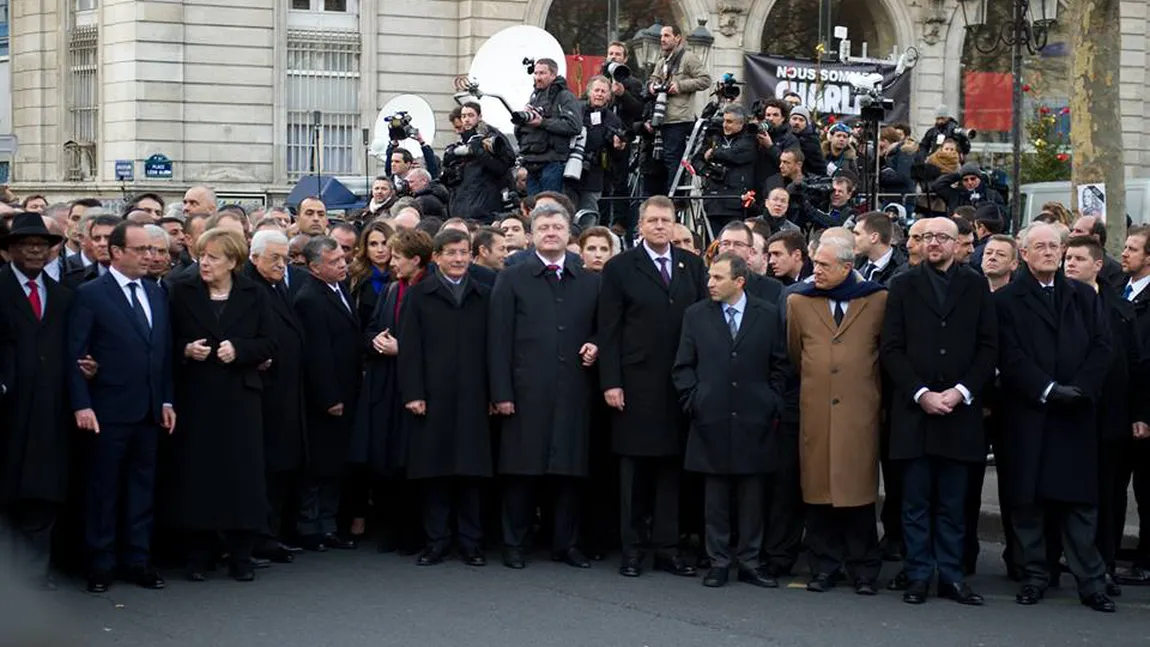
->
[[385, 112, 416, 141], [714, 73, 742, 101]]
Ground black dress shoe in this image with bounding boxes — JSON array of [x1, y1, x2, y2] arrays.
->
[[1015, 584, 1044, 605], [1081, 592, 1117, 613], [938, 582, 984, 606], [1105, 573, 1122, 597], [1116, 565, 1150, 585], [298, 535, 328, 552], [738, 567, 779, 589], [254, 546, 294, 564], [322, 533, 357, 550], [248, 557, 271, 569], [806, 573, 834, 593], [703, 567, 729, 587], [854, 579, 878, 596], [502, 547, 526, 569], [654, 555, 696, 577], [416, 544, 448, 566], [461, 548, 487, 567], [87, 571, 112, 593], [619, 555, 642, 577], [279, 541, 304, 553], [127, 568, 165, 590], [902, 580, 929, 604], [552, 548, 591, 569], [886, 569, 911, 591]]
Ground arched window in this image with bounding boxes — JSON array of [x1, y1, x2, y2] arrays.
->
[[544, 0, 680, 56], [760, 0, 894, 59]]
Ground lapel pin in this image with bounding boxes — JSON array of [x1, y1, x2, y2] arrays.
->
[[677, 262, 684, 269]]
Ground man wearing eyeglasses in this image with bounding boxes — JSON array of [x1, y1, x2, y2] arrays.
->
[[716, 221, 783, 304], [880, 217, 998, 607]]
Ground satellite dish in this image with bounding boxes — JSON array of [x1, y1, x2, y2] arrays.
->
[[466, 26, 567, 136], [370, 94, 436, 162]]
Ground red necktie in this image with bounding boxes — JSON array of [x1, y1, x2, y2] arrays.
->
[[27, 280, 42, 320]]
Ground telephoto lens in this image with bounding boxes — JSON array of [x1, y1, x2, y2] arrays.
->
[[651, 91, 669, 127], [564, 128, 588, 181]]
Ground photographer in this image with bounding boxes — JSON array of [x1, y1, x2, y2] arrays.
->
[[566, 76, 629, 214], [914, 105, 973, 163], [692, 105, 757, 230], [930, 162, 1005, 213], [405, 168, 449, 219], [513, 58, 583, 195], [877, 127, 917, 197], [754, 98, 799, 192], [647, 25, 712, 192], [806, 172, 860, 231], [604, 42, 645, 129], [441, 102, 515, 223], [386, 130, 440, 182]]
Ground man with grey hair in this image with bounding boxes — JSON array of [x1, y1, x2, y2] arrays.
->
[[292, 235, 361, 551], [696, 103, 757, 231], [243, 227, 308, 562], [406, 168, 447, 219], [785, 226, 887, 595], [141, 224, 172, 284]]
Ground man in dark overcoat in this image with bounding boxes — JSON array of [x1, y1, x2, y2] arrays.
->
[[245, 230, 308, 562], [0, 213, 72, 588], [489, 202, 600, 570], [672, 253, 787, 589], [398, 229, 493, 567], [293, 235, 362, 551], [880, 217, 997, 606], [598, 195, 707, 578], [994, 222, 1115, 612]]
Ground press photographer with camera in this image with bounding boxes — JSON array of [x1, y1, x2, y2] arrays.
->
[[914, 105, 974, 163], [513, 58, 584, 195], [692, 105, 757, 230], [647, 25, 712, 192], [806, 172, 860, 231], [441, 101, 516, 223], [753, 98, 798, 191], [930, 162, 1004, 213], [385, 113, 440, 184], [565, 76, 629, 214], [604, 42, 645, 128]]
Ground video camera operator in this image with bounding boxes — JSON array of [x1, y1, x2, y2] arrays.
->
[[386, 124, 440, 185], [513, 57, 584, 195], [691, 104, 756, 230], [753, 97, 799, 192], [806, 171, 860, 231], [565, 76, 629, 214], [646, 25, 712, 192], [441, 101, 516, 223], [915, 104, 973, 163]]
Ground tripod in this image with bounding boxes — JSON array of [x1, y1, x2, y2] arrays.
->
[[666, 98, 729, 243]]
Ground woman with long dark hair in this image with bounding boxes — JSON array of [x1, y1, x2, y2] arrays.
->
[[348, 220, 395, 327]]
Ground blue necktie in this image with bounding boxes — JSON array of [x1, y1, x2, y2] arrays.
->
[[1124, 284, 1134, 301], [128, 282, 151, 330]]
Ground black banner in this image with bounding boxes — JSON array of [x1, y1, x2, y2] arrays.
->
[[743, 54, 912, 124]]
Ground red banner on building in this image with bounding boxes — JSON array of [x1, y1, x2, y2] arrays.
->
[[963, 71, 1012, 132], [564, 55, 605, 98]]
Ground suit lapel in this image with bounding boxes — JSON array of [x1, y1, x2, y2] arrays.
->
[[1, 268, 39, 326], [321, 281, 357, 326], [909, 266, 944, 318], [939, 268, 968, 318], [632, 247, 669, 293], [1018, 273, 1057, 330], [733, 301, 760, 348], [103, 273, 152, 343], [810, 296, 838, 336], [836, 296, 869, 336]]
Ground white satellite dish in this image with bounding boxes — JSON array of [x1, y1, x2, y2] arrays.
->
[[370, 94, 437, 162], [465, 26, 567, 137]]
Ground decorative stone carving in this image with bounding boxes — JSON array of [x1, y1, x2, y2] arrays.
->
[[716, 2, 748, 38]]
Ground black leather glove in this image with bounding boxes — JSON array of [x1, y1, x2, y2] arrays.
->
[[1048, 384, 1084, 404]]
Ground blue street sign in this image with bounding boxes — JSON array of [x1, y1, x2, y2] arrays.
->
[[115, 159, 134, 181], [144, 153, 173, 179]]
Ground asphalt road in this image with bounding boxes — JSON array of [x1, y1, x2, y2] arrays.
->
[[11, 541, 1150, 647]]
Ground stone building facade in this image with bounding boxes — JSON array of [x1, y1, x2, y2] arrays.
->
[[7, 0, 1149, 203]]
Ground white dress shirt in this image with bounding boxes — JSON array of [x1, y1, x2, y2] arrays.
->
[[725, 292, 747, 333], [642, 240, 672, 281], [10, 265, 48, 312], [536, 252, 566, 280], [109, 266, 154, 326], [1127, 274, 1150, 301]]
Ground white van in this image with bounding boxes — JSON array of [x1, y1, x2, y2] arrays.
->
[[1019, 179, 1150, 226]]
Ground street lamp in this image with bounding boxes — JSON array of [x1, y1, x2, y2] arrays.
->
[[686, 17, 714, 68], [958, 0, 1056, 232], [629, 20, 663, 75]]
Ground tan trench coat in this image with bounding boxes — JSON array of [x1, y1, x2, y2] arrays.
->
[[786, 291, 887, 508]]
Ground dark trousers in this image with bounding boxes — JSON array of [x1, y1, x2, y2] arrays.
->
[[1097, 437, 1128, 570], [878, 430, 904, 552], [259, 470, 297, 549], [762, 426, 803, 574], [85, 421, 160, 573], [375, 474, 424, 551], [805, 503, 882, 582], [4, 499, 59, 577], [704, 475, 766, 570], [619, 455, 681, 559], [582, 423, 619, 554], [1115, 438, 1150, 566], [526, 162, 564, 196], [902, 456, 968, 585], [660, 122, 694, 194], [298, 476, 340, 538], [963, 452, 989, 573], [186, 529, 255, 571], [423, 477, 483, 551], [503, 475, 580, 553], [1011, 500, 1106, 597]]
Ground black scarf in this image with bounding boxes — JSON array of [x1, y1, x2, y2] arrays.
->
[[793, 271, 885, 302]]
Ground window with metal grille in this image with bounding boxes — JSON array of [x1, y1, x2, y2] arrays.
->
[[67, 25, 98, 179], [286, 30, 361, 179]]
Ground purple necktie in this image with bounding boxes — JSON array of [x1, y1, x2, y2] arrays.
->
[[657, 257, 671, 286]]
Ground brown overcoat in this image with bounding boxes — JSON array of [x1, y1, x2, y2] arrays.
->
[[786, 290, 887, 507]]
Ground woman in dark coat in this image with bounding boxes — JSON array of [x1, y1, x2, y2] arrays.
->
[[348, 229, 433, 552], [168, 229, 276, 581]]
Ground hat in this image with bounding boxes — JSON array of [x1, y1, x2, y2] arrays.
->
[[883, 203, 907, 221], [790, 105, 811, 123], [828, 122, 851, 135], [959, 162, 982, 179], [935, 104, 950, 119], [0, 212, 63, 250]]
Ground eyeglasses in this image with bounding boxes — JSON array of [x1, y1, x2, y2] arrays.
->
[[123, 245, 159, 255], [920, 233, 954, 243]]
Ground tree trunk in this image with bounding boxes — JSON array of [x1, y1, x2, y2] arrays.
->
[[1069, 0, 1125, 256]]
